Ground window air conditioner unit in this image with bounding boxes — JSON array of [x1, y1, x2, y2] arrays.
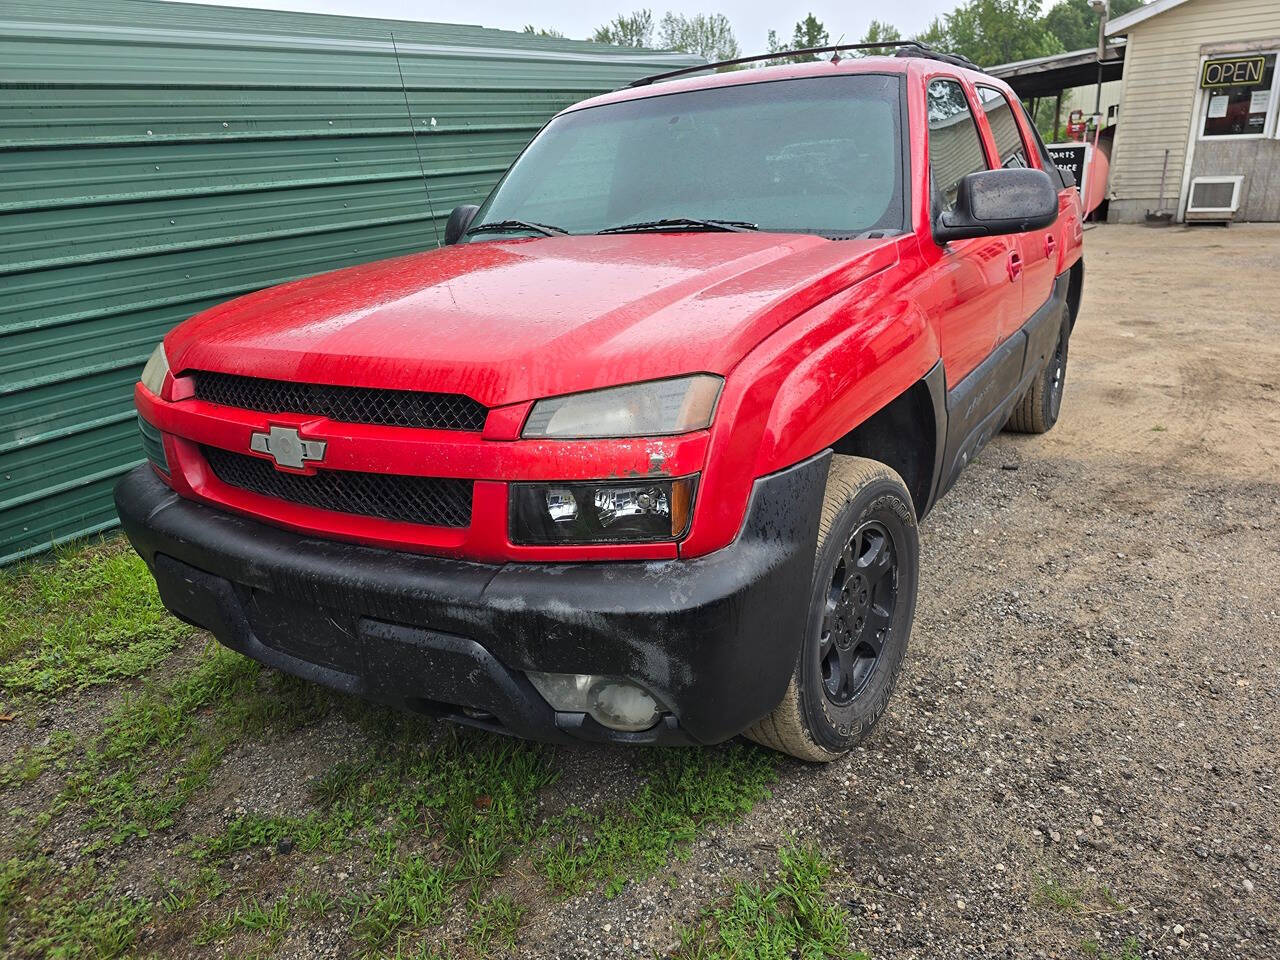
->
[[1185, 175, 1244, 222]]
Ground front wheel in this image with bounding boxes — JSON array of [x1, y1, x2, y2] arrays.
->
[[746, 456, 919, 762]]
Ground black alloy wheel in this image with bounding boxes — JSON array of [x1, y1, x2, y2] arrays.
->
[[1046, 327, 1068, 423], [820, 520, 899, 706], [745, 455, 919, 762]]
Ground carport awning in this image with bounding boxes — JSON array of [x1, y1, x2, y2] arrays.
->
[[987, 45, 1126, 99]]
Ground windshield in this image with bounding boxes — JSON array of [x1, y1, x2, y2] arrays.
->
[[467, 74, 906, 239]]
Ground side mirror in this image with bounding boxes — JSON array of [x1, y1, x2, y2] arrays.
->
[[935, 168, 1058, 243], [444, 204, 479, 245]]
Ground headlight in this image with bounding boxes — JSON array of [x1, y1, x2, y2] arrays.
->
[[510, 476, 696, 544], [140, 343, 171, 396], [522, 375, 722, 439]]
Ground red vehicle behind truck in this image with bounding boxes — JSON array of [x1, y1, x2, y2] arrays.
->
[[118, 45, 1084, 761]]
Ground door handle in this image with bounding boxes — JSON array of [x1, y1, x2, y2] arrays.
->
[[1007, 251, 1023, 282], [1044, 233, 1057, 258]]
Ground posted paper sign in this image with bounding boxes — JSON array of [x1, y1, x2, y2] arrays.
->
[[1208, 95, 1229, 119], [1250, 89, 1271, 115]]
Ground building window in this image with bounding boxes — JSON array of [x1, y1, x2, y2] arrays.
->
[[1201, 54, 1276, 138], [976, 86, 1030, 168], [927, 79, 990, 214]]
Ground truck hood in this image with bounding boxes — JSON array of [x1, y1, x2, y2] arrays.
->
[[168, 232, 899, 408]]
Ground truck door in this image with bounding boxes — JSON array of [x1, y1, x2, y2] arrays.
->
[[919, 77, 1016, 386], [976, 84, 1057, 338]]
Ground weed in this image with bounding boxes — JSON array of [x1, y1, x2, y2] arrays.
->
[[538, 743, 776, 898], [336, 732, 557, 950], [468, 893, 525, 954], [351, 855, 453, 945], [0, 731, 74, 791], [1033, 873, 1126, 917], [196, 893, 291, 944], [0, 858, 150, 959], [1035, 876, 1086, 913], [386, 938, 455, 960], [294, 887, 338, 919], [1081, 936, 1143, 960], [673, 843, 863, 960], [59, 643, 332, 841]]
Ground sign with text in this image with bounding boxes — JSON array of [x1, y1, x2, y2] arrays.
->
[[1046, 144, 1086, 193], [1201, 56, 1266, 89]]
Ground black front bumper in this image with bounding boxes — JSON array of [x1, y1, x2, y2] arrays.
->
[[115, 453, 829, 746]]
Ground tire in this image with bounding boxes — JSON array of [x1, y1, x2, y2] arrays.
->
[[746, 456, 919, 762], [1007, 318, 1070, 434]]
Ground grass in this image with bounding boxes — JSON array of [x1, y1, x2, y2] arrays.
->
[[538, 745, 777, 898], [195, 894, 291, 945], [1, 537, 785, 957], [673, 843, 863, 960], [186, 726, 560, 952], [58, 642, 332, 843], [0, 731, 74, 790], [0, 541, 193, 696], [0, 858, 151, 960], [1081, 936, 1143, 960], [1033, 874, 1126, 917], [467, 893, 526, 954]]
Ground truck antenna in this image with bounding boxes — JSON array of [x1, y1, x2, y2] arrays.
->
[[390, 31, 442, 247]]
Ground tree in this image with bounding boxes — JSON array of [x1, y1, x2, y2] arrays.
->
[[912, 0, 1063, 67], [859, 20, 902, 48], [522, 24, 565, 38], [591, 10, 655, 47], [914, 17, 950, 51], [658, 12, 740, 61], [762, 13, 829, 64], [790, 13, 829, 57], [1042, 0, 1144, 52]]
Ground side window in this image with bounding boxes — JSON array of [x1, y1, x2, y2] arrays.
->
[[977, 85, 1030, 168], [927, 78, 989, 214]]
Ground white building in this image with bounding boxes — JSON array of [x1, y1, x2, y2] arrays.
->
[[1105, 0, 1280, 222]]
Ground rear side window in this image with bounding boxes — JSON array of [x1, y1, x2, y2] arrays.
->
[[1016, 99, 1068, 188], [927, 78, 989, 214], [977, 85, 1030, 168]]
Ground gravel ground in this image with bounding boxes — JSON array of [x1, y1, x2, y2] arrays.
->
[[519, 223, 1280, 958], [4, 222, 1277, 960]]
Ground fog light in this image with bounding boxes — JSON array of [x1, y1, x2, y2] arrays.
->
[[527, 672, 663, 732], [591, 681, 661, 732]]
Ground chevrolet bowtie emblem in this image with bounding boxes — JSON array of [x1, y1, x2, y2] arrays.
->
[[249, 425, 326, 470]]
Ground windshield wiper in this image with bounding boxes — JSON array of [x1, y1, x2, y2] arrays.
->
[[464, 219, 569, 238], [597, 217, 758, 235]]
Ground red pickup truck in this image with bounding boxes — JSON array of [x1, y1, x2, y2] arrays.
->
[[118, 47, 1084, 761]]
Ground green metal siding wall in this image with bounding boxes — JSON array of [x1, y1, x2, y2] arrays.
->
[[0, 0, 697, 564]]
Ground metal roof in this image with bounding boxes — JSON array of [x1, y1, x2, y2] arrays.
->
[[987, 44, 1127, 98]]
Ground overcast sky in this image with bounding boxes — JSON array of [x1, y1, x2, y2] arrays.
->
[[177, 0, 971, 52]]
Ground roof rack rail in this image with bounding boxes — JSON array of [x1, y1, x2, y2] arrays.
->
[[627, 41, 980, 88]]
